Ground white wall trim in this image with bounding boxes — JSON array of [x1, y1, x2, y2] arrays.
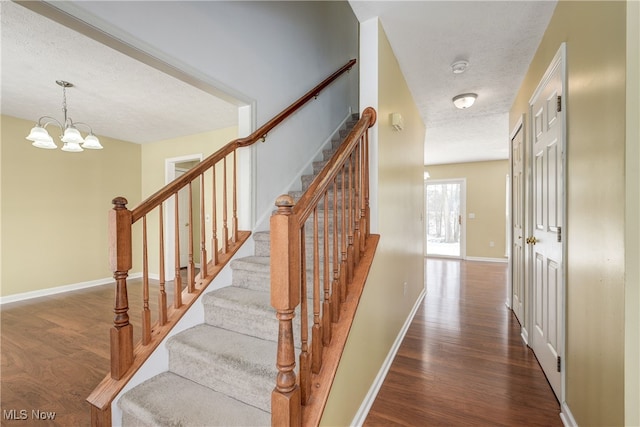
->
[[0, 272, 142, 305], [465, 256, 508, 263], [560, 401, 578, 427], [520, 327, 529, 345], [163, 153, 204, 279], [351, 288, 426, 426]]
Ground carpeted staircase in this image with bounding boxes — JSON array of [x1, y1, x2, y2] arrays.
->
[[117, 115, 358, 426]]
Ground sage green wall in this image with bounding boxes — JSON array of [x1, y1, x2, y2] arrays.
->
[[426, 160, 508, 260], [321, 20, 425, 425], [0, 115, 141, 297], [510, 1, 627, 424]]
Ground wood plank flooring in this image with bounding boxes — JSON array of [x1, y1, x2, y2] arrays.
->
[[1, 260, 560, 426], [1, 273, 184, 427], [364, 258, 561, 426]]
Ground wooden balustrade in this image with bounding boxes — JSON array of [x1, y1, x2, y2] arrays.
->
[[270, 107, 377, 426], [88, 59, 357, 426]]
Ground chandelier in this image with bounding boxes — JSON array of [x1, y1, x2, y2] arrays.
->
[[26, 80, 103, 152]]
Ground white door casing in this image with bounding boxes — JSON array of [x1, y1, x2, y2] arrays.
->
[[511, 117, 526, 329], [425, 179, 466, 259], [165, 154, 203, 280], [528, 43, 566, 401], [176, 168, 191, 269]]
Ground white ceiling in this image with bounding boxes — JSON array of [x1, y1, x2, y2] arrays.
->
[[1, 1, 238, 144], [1, 1, 557, 164], [349, 0, 557, 165]]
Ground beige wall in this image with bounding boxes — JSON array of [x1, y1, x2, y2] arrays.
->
[[321, 20, 426, 425], [625, 1, 640, 424], [139, 127, 238, 275], [1, 115, 141, 297], [426, 160, 508, 260], [510, 1, 627, 424], [0, 115, 237, 298]]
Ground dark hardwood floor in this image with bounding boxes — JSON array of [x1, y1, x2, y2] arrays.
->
[[0, 272, 185, 427], [1, 260, 560, 426], [364, 258, 561, 426]]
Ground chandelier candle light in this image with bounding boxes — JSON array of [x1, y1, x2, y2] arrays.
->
[[25, 80, 103, 152]]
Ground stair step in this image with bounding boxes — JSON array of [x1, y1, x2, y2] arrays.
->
[[167, 324, 277, 413], [254, 230, 341, 263], [117, 114, 361, 426], [254, 231, 271, 257], [119, 372, 270, 427], [230, 256, 270, 292], [301, 171, 348, 191], [232, 254, 337, 295], [203, 287, 277, 342], [290, 188, 355, 209], [204, 286, 313, 347]]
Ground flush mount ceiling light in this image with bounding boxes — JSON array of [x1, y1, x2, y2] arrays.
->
[[452, 93, 478, 109], [25, 80, 103, 152], [451, 60, 469, 74]]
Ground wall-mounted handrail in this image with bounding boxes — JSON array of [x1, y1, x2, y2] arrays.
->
[[132, 58, 356, 222], [87, 58, 357, 427]]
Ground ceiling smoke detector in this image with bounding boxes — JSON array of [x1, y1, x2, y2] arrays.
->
[[451, 60, 470, 74]]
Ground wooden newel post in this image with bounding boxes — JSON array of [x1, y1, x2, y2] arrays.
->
[[270, 195, 301, 427], [109, 197, 134, 380]]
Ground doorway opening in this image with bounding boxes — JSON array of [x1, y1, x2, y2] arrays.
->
[[164, 154, 203, 280], [425, 179, 466, 258]]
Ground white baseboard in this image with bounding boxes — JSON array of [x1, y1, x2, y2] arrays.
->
[[0, 272, 142, 305], [520, 327, 529, 345], [350, 287, 426, 426], [560, 401, 578, 426], [465, 256, 508, 263]]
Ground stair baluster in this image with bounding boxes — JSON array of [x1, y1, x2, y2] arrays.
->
[[158, 205, 168, 326], [187, 182, 195, 293], [142, 216, 151, 345], [88, 59, 358, 427], [271, 107, 378, 426]]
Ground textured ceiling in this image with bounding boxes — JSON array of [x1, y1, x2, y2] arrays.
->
[[2, 1, 556, 164], [1, 1, 238, 144], [349, 1, 557, 165]]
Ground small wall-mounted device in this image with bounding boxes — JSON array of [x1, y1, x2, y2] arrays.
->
[[390, 112, 404, 131]]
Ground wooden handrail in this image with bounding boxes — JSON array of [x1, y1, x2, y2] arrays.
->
[[132, 58, 356, 222], [270, 107, 377, 426], [88, 59, 357, 427]]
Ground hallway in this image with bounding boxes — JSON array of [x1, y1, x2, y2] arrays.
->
[[364, 258, 561, 426]]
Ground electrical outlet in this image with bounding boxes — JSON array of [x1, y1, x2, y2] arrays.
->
[[403, 282, 408, 296], [489, 241, 495, 247]]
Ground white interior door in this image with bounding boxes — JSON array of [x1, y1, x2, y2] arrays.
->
[[528, 45, 565, 401], [511, 121, 525, 327]]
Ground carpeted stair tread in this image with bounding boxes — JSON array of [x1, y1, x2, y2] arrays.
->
[[167, 324, 277, 412], [119, 372, 270, 427], [118, 114, 359, 425], [230, 255, 270, 272], [203, 287, 278, 342]]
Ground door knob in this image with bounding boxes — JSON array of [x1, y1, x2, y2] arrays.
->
[[526, 236, 538, 245]]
